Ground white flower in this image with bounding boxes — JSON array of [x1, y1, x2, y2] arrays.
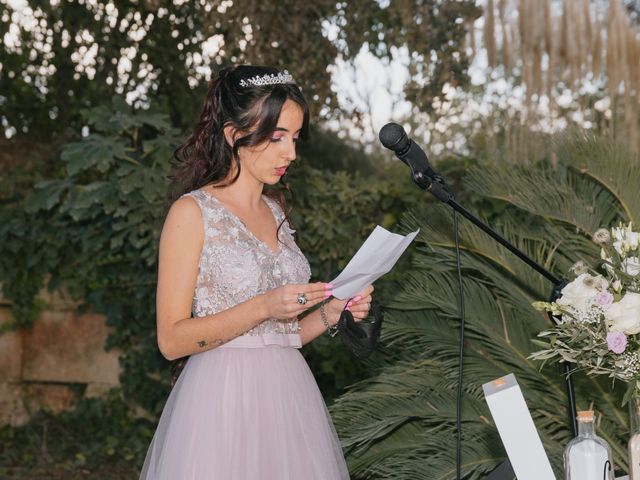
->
[[557, 273, 604, 310], [593, 275, 609, 290], [613, 279, 622, 292], [612, 226, 625, 241], [605, 292, 640, 334], [611, 224, 640, 254], [592, 228, 611, 245], [570, 260, 588, 275], [623, 257, 640, 277]]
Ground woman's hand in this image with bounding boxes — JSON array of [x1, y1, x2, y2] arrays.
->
[[259, 282, 332, 320], [325, 284, 375, 322]]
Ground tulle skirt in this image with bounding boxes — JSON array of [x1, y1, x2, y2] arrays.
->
[[139, 335, 350, 480]]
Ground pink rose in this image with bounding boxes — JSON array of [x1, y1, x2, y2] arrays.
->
[[596, 291, 614, 308], [607, 331, 628, 354]]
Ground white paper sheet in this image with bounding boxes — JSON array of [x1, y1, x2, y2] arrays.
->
[[329, 225, 420, 299]]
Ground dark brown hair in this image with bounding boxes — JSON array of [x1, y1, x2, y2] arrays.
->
[[171, 65, 309, 226]]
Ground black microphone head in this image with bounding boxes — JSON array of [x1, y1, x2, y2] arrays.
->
[[379, 123, 410, 153]]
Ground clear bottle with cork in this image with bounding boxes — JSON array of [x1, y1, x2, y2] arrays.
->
[[564, 410, 614, 480]]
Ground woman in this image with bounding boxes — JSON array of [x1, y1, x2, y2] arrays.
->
[[139, 65, 374, 479]]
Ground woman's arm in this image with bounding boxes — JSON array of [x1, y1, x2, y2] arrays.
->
[[156, 196, 267, 360], [299, 285, 374, 346], [298, 301, 341, 346], [156, 196, 330, 360]]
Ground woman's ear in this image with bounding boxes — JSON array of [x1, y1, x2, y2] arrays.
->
[[223, 124, 239, 148]]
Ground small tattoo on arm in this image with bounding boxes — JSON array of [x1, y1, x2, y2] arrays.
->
[[196, 338, 226, 349]]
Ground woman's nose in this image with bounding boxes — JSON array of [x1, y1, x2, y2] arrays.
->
[[283, 138, 296, 161]]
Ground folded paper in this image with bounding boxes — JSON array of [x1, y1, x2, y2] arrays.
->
[[330, 225, 420, 299]]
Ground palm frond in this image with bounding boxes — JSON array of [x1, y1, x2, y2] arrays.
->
[[331, 132, 634, 478]]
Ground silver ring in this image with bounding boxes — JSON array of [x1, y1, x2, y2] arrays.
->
[[296, 293, 307, 305]]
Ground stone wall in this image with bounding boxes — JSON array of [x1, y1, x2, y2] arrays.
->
[[0, 286, 120, 426]]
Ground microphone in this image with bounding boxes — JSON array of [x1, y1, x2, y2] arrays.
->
[[378, 122, 440, 181], [379, 122, 452, 202]]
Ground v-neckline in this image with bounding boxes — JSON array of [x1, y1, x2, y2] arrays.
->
[[199, 188, 281, 255]]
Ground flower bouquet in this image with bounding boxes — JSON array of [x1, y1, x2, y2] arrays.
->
[[531, 222, 640, 403]]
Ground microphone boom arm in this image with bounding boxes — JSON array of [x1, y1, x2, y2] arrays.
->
[[413, 169, 561, 285]]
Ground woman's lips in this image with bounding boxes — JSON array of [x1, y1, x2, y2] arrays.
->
[[275, 167, 287, 176]]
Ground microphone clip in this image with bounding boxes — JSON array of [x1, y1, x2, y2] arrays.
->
[[412, 171, 454, 203]]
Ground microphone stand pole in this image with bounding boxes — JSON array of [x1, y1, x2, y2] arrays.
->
[[409, 170, 577, 475]]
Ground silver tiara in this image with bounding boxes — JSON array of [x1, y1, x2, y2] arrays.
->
[[239, 70, 295, 87]]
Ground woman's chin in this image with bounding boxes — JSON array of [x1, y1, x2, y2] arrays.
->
[[264, 175, 284, 185]]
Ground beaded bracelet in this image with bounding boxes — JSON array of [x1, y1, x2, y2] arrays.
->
[[320, 303, 339, 337]]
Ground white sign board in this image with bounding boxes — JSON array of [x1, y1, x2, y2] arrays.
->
[[483, 373, 555, 480]]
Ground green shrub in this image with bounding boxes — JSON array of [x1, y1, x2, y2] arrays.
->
[[0, 96, 420, 414]]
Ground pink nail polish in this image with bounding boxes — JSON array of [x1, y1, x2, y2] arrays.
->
[[323, 291, 331, 299], [345, 306, 351, 311], [354, 295, 362, 302], [325, 283, 333, 290]]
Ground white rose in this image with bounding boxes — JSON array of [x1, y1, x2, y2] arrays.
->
[[628, 232, 640, 249], [623, 257, 640, 277], [605, 292, 640, 334], [570, 260, 588, 275], [594, 275, 608, 290], [556, 273, 602, 309]]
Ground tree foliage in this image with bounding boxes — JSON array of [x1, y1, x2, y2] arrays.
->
[[0, 0, 479, 141], [331, 131, 637, 478]]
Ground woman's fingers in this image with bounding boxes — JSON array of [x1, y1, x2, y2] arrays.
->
[[293, 283, 332, 303], [292, 282, 332, 296], [348, 305, 369, 320], [344, 284, 374, 320], [351, 285, 374, 297], [281, 282, 332, 316], [276, 282, 376, 319], [347, 294, 372, 309]]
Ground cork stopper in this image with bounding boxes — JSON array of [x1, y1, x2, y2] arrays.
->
[[577, 410, 595, 422]]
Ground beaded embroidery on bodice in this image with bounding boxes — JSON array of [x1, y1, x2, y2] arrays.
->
[[182, 189, 311, 337]]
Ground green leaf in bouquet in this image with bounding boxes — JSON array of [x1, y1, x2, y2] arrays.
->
[[622, 381, 638, 406], [532, 301, 551, 311], [531, 339, 552, 349]]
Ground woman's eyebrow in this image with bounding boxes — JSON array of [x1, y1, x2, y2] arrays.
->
[[274, 127, 302, 132]]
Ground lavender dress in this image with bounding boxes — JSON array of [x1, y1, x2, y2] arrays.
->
[[139, 189, 350, 480]]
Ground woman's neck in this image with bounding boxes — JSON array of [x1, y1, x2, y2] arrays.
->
[[208, 174, 264, 210]]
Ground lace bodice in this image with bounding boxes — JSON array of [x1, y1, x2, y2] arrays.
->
[[182, 189, 311, 338]]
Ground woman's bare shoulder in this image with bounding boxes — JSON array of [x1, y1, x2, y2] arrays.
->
[[162, 194, 203, 237]]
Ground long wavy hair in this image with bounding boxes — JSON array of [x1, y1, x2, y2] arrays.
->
[[169, 66, 310, 385], [170, 65, 309, 237]]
